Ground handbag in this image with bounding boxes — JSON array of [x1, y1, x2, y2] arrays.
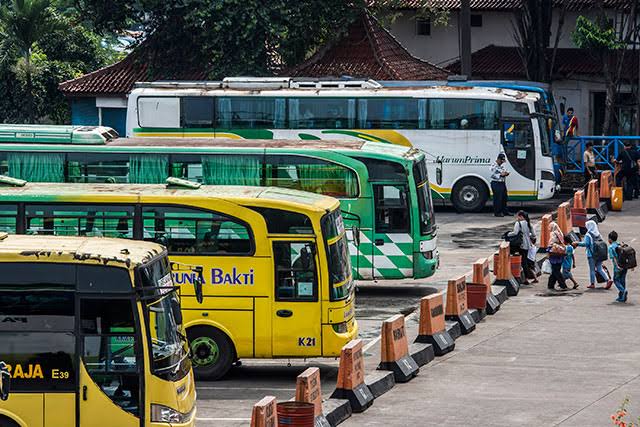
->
[[541, 259, 552, 274], [504, 221, 524, 249]]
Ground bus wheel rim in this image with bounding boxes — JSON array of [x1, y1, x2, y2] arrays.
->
[[460, 185, 479, 205], [190, 337, 220, 366]]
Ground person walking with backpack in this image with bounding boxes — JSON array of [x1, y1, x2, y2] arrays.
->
[[573, 220, 612, 289], [608, 231, 628, 303], [506, 210, 535, 284]]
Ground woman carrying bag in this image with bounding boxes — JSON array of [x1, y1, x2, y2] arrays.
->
[[547, 221, 569, 291], [505, 210, 536, 285]]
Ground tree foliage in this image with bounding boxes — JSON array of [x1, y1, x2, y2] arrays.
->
[[0, 0, 117, 123]]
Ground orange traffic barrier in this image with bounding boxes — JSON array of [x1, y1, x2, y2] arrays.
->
[[444, 275, 476, 335], [540, 214, 552, 249], [471, 256, 491, 289], [558, 202, 572, 235], [611, 186, 623, 211], [600, 170, 613, 200], [492, 242, 520, 296], [469, 257, 500, 314], [377, 314, 419, 382], [296, 367, 325, 423], [573, 190, 585, 209], [586, 179, 599, 209], [415, 292, 456, 353], [251, 396, 278, 427], [446, 275, 468, 318], [331, 339, 374, 412], [493, 242, 512, 281]]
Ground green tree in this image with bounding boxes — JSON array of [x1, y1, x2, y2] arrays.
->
[[573, 2, 639, 135], [0, 0, 58, 122]]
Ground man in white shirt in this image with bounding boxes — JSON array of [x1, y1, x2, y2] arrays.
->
[[490, 153, 510, 217]]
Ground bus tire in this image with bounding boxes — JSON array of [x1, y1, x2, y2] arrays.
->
[[0, 416, 20, 427], [452, 178, 488, 213], [187, 326, 235, 380]]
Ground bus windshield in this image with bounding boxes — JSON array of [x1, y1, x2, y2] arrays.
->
[[321, 209, 353, 301], [412, 159, 435, 235], [139, 257, 190, 379]]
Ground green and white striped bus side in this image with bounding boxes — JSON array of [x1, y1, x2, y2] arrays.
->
[[0, 130, 438, 282]]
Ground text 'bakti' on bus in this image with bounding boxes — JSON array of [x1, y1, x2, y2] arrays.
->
[[0, 179, 358, 380]]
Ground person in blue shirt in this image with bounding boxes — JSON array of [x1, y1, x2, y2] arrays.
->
[[573, 220, 612, 289], [608, 230, 628, 303], [562, 235, 578, 289]]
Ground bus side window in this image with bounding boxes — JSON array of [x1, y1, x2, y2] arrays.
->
[[273, 241, 317, 301], [0, 205, 17, 233], [142, 206, 252, 255], [25, 205, 134, 238], [373, 185, 410, 233]]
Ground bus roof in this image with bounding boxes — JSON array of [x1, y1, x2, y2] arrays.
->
[[0, 124, 118, 144], [0, 135, 423, 163], [0, 233, 164, 267], [107, 138, 423, 161], [130, 84, 540, 102], [0, 183, 340, 214]]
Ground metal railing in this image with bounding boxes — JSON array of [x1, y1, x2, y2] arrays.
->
[[565, 136, 640, 173]]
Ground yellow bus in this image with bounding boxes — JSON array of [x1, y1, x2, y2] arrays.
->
[[0, 234, 197, 427], [0, 180, 357, 379]]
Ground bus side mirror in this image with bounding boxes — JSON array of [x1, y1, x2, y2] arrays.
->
[[0, 361, 10, 401], [170, 297, 183, 327], [193, 266, 204, 304], [436, 160, 443, 185]]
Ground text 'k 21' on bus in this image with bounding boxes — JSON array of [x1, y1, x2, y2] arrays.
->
[[124, 77, 556, 212], [0, 125, 438, 282], [0, 179, 357, 380]]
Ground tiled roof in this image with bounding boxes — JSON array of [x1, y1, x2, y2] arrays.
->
[[446, 44, 639, 79], [287, 14, 449, 80], [395, 0, 630, 10], [59, 48, 208, 97]]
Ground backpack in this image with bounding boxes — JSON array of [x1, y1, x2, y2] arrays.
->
[[590, 233, 608, 263], [616, 243, 637, 269]]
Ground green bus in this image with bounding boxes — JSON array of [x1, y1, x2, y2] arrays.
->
[[0, 125, 438, 282]]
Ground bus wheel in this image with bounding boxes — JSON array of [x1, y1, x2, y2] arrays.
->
[[452, 178, 488, 213], [0, 416, 20, 427], [187, 326, 235, 380]]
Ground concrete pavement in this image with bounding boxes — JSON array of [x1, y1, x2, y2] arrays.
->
[[343, 200, 640, 427]]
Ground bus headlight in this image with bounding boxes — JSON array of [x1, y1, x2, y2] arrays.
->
[[332, 322, 348, 334], [422, 251, 434, 260], [151, 404, 185, 423]]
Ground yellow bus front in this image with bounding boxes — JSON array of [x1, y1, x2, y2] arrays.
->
[[0, 250, 196, 427]]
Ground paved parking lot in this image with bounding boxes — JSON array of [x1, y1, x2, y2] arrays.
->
[[194, 199, 564, 425]]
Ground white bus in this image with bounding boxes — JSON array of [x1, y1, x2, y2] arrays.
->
[[126, 78, 556, 212]]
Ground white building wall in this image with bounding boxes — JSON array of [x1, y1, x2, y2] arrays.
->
[[389, 9, 598, 66]]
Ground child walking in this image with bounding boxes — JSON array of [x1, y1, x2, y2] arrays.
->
[[608, 231, 628, 303], [562, 235, 578, 289]]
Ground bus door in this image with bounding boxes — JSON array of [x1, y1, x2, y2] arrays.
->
[[340, 210, 361, 280], [78, 296, 142, 427], [501, 103, 536, 195], [371, 183, 413, 280], [271, 239, 323, 357]]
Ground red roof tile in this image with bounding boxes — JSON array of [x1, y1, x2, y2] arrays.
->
[[59, 48, 208, 97], [287, 14, 449, 80], [395, 0, 630, 10], [446, 44, 639, 79]]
